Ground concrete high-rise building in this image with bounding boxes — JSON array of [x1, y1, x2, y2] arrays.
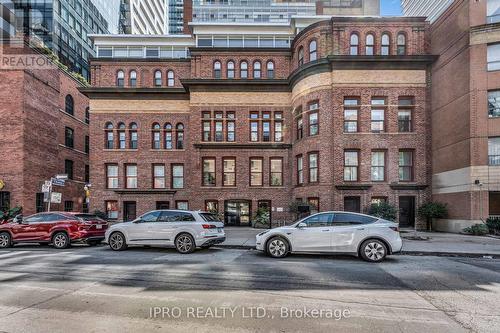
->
[[119, 0, 167, 34], [401, 0, 454, 22], [315, 0, 380, 16], [1, 0, 120, 81], [168, 0, 184, 34]]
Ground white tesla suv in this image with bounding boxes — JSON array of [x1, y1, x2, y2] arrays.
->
[[256, 212, 402, 262], [105, 210, 225, 253]]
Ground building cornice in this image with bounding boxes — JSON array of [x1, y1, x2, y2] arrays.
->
[[181, 79, 289, 92], [193, 143, 292, 150], [390, 184, 428, 191], [78, 87, 189, 99], [288, 55, 438, 88], [335, 184, 373, 190], [113, 189, 177, 195]]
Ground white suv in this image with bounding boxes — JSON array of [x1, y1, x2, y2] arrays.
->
[[104, 210, 225, 253]]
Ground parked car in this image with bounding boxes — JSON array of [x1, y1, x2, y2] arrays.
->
[[104, 210, 225, 253], [256, 212, 402, 262], [0, 212, 108, 249]]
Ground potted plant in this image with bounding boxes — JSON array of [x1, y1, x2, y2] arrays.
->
[[0, 206, 23, 224], [252, 208, 270, 229], [417, 202, 448, 231]]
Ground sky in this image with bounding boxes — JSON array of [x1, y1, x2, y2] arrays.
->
[[381, 0, 403, 16]]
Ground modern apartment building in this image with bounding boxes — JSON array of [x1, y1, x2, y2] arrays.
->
[[170, 0, 380, 34], [0, 42, 90, 215], [401, 0, 454, 23], [119, 0, 167, 35], [0, 0, 16, 40], [83, 16, 434, 228], [429, 0, 500, 231], [3, 0, 119, 81]]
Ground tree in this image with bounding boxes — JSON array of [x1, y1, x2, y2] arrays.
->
[[417, 202, 448, 231], [368, 202, 397, 222]]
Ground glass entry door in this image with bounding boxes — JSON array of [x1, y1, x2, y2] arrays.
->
[[225, 200, 251, 226]]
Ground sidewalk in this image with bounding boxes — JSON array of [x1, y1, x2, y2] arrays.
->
[[220, 227, 500, 257]]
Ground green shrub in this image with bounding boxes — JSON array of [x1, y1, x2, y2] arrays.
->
[[0, 206, 23, 222], [418, 202, 448, 231], [486, 217, 500, 235], [253, 208, 270, 228], [368, 202, 397, 222], [463, 224, 489, 236]]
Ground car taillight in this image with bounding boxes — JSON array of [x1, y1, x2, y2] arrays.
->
[[389, 226, 400, 232], [202, 224, 217, 229]]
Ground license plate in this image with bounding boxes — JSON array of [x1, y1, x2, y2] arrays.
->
[[96, 225, 103, 229]]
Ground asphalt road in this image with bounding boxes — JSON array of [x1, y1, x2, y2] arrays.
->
[[0, 244, 499, 333]]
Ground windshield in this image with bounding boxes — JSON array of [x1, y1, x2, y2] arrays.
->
[[200, 213, 222, 222], [74, 214, 105, 222]]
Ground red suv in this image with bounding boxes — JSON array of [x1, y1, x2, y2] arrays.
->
[[0, 212, 108, 249]]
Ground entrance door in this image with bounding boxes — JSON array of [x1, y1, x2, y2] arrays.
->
[[156, 201, 170, 210], [399, 196, 415, 228], [224, 200, 251, 226], [123, 201, 137, 222]]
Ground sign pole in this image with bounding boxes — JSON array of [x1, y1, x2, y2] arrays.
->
[[47, 184, 52, 212]]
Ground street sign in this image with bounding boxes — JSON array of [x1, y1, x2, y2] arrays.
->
[[51, 178, 65, 186], [55, 174, 68, 180], [51, 192, 62, 204], [41, 183, 51, 193]]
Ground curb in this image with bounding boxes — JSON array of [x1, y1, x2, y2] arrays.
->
[[214, 245, 499, 259]]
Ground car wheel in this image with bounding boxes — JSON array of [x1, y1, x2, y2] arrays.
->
[[109, 232, 127, 251], [52, 232, 70, 249], [360, 239, 387, 263], [0, 232, 12, 248], [266, 236, 289, 258], [175, 233, 195, 254]]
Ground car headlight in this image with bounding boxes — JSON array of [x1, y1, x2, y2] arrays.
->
[[257, 231, 270, 237]]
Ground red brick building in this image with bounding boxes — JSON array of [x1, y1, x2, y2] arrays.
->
[[0, 41, 90, 215], [82, 17, 435, 229]]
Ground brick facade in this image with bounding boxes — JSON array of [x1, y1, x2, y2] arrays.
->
[[83, 17, 433, 229], [0, 44, 89, 215]]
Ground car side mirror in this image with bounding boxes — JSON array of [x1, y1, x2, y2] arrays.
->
[[14, 215, 23, 224], [297, 222, 307, 229]]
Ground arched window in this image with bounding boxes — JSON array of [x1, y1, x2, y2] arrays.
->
[[266, 61, 275, 79], [350, 33, 359, 55], [366, 34, 375, 55], [381, 33, 390, 56], [152, 123, 161, 149], [176, 123, 184, 149], [85, 107, 90, 124], [240, 61, 248, 79], [164, 123, 173, 149], [227, 61, 235, 79], [117, 122, 126, 149], [167, 70, 174, 87], [397, 33, 407, 55], [309, 40, 317, 61], [116, 70, 125, 87], [214, 61, 222, 79], [298, 46, 304, 66], [65, 94, 74, 115], [129, 70, 137, 87], [129, 122, 138, 149], [154, 70, 162, 86], [105, 122, 114, 149], [253, 61, 261, 79]]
